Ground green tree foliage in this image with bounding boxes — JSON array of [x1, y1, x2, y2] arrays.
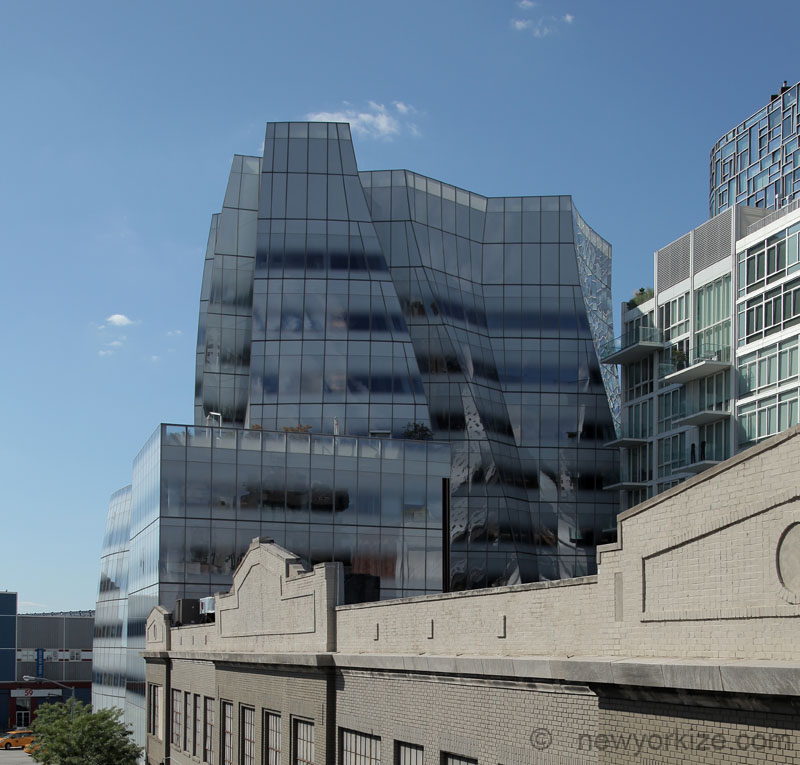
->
[[30, 700, 142, 765]]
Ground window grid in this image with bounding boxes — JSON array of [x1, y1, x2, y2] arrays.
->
[[441, 754, 476, 765], [204, 697, 215, 764], [222, 701, 234, 765], [172, 689, 182, 748], [294, 720, 315, 765], [396, 742, 423, 765], [194, 694, 202, 757], [184, 691, 192, 751], [147, 684, 161, 739], [265, 711, 281, 765], [241, 706, 255, 765], [342, 729, 381, 765]]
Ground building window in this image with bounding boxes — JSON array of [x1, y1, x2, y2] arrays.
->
[[172, 689, 182, 748], [194, 694, 202, 757], [341, 729, 381, 765], [204, 697, 215, 764], [241, 706, 255, 765], [441, 754, 476, 765], [294, 719, 314, 765], [147, 684, 161, 739], [184, 691, 192, 751], [222, 701, 233, 765], [396, 742, 423, 765], [264, 711, 281, 765]]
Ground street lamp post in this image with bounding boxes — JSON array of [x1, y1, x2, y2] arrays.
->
[[22, 675, 76, 722]]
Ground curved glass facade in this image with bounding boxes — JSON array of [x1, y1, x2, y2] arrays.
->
[[710, 80, 800, 217]]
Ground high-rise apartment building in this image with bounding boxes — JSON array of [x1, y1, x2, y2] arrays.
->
[[94, 121, 620, 746], [710, 80, 800, 216], [607, 79, 800, 510]]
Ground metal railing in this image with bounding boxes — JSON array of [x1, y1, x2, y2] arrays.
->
[[659, 344, 731, 377], [746, 197, 800, 236], [599, 325, 663, 360], [611, 424, 651, 441]]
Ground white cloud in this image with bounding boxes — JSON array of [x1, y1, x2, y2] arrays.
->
[[19, 601, 49, 611], [517, 0, 536, 7], [166, 329, 183, 337], [106, 313, 134, 327], [532, 18, 556, 37], [513, 12, 574, 38], [305, 101, 420, 140], [98, 350, 113, 357], [108, 339, 124, 348], [151, 355, 160, 363]]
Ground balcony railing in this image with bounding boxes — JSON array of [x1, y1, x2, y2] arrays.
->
[[599, 325, 664, 364], [604, 425, 651, 448], [661, 344, 732, 382], [673, 403, 731, 427], [604, 466, 651, 490]]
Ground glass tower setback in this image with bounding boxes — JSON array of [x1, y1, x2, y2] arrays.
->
[[92, 487, 131, 716], [710, 80, 800, 217]]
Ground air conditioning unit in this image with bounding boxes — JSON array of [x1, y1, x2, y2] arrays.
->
[[173, 599, 200, 627], [199, 597, 215, 623]]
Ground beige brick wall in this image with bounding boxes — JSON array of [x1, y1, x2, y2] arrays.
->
[[336, 669, 599, 765], [595, 695, 800, 765]]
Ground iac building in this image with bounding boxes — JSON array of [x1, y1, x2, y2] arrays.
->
[[93, 121, 619, 744]]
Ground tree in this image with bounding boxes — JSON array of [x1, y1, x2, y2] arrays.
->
[[30, 700, 142, 765], [402, 422, 433, 440]]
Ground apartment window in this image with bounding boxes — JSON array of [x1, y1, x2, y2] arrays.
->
[[294, 720, 314, 765], [341, 730, 381, 765], [694, 275, 731, 356], [240, 706, 255, 765], [147, 684, 162, 739], [264, 711, 281, 765], [623, 443, 651, 483], [624, 357, 653, 401], [184, 691, 192, 751], [204, 697, 215, 764], [194, 694, 202, 757], [623, 399, 651, 438], [441, 754, 476, 765], [396, 742, 423, 765], [698, 418, 730, 462], [657, 432, 686, 478], [172, 689, 182, 748], [222, 701, 233, 765], [657, 388, 686, 433], [697, 370, 730, 412], [658, 293, 689, 341]]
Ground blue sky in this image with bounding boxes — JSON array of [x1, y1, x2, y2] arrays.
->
[[2, 0, 798, 611]]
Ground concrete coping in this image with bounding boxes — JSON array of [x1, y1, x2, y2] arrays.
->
[[335, 575, 598, 611], [141, 650, 800, 698]]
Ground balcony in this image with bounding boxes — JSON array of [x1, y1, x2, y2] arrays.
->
[[681, 445, 723, 474], [599, 326, 665, 365], [673, 404, 731, 428], [604, 426, 651, 449], [662, 344, 732, 385], [604, 467, 651, 491]]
